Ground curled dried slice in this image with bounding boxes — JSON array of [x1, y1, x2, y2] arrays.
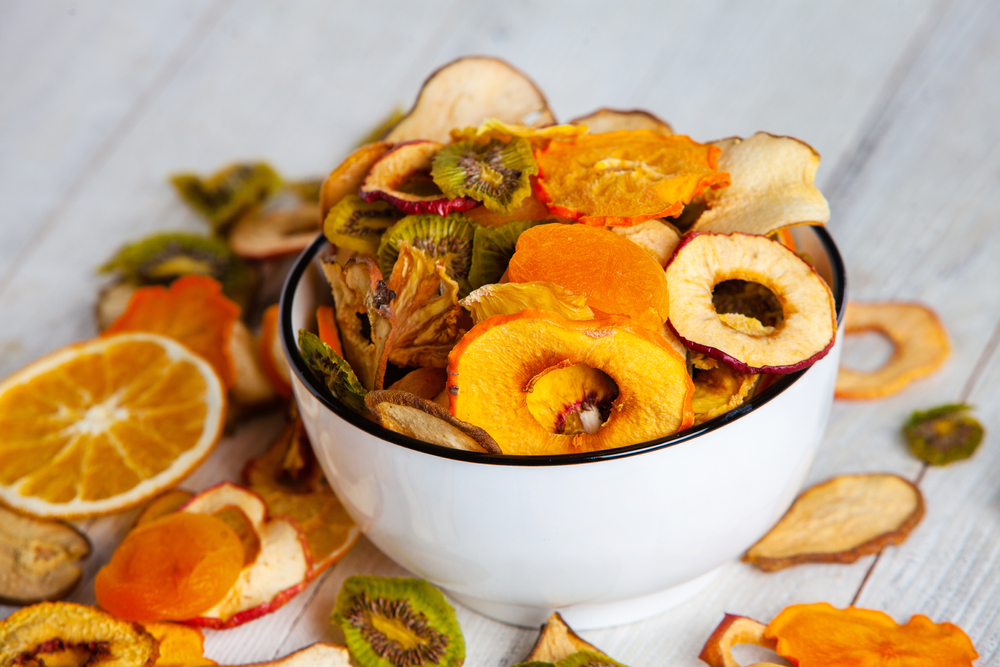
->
[[231, 643, 351, 667], [229, 319, 279, 408], [360, 141, 479, 216], [465, 194, 562, 228], [316, 305, 343, 355], [692, 365, 758, 425], [569, 108, 673, 136], [260, 304, 292, 398], [610, 219, 681, 267], [0, 506, 91, 605], [320, 142, 392, 221], [366, 390, 501, 453], [143, 622, 215, 667], [376, 213, 478, 294], [228, 201, 321, 259], [835, 302, 950, 399], [461, 281, 593, 325], [431, 137, 537, 214], [299, 330, 367, 414], [387, 367, 448, 400], [903, 404, 984, 466], [0, 602, 158, 667], [525, 612, 607, 663], [698, 614, 778, 667], [743, 473, 924, 571], [534, 130, 730, 226], [171, 162, 282, 234], [690, 133, 830, 236], [450, 119, 586, 150]]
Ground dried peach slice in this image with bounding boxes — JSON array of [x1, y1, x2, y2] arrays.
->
[[691, 133, 830, 236], [448, 310, 693, 455], [666, 232, 836, 374], [360, 140, 479, 216], [699, 614, 779, 667], [320, 142, 392, 221], [569, 108, 673, 136], [460, 281, 594, 325], [692, 365, 758, 425], [835, 302, 950, 399], [743, 474, 924, 571], [525, 612, 608, 663], [366, 390, 501, 453], [534, 130, 730, 226]]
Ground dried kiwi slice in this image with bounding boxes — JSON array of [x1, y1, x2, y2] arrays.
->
[[903, 403, 984, 466], [171, 162, 282, 233], [468, 218, 549, 289], [377, 213, 477, 295], [431, 137, 537, 214], [299, 330, 367, 414], [324, 194, 404, 255], [332, 575, 465, 667]]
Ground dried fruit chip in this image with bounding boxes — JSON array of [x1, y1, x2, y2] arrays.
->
[[903, 404, 984, 466], [171, 162, 282, 234], [534, 130, 730, 226], [692, 365, 758, 425], [230, 643, 352, 667], [317, 305, 343, 356], [104, 275, 241, 389], [699, 614, 778, 667], [0, 602, 158, 667], [229, 319, 279, 408], [299, 330, 367, 414], [324, 194, 404, 256], [260, 304, 292, 399], [461, 281, 594, 325], [450, 118, 586, 150], [366, 390, 501, 454], [690, 133, 830, 236], [320, 142, 393, 222], [743, 474, 924, 571], [525, 612, 607, 663], [431, 137, 538, 214], [765, 603, 978, 667], [609, 219, 681, 267], [835, 302, 950, 399], [377, 213, 478, 297], [143, 622, 216, 667], [0, 506, 91, 605], [228, 201, 322, 259], [360, 140, 480, 216], [569, 108, 673, 136], [0, 332, 225, 518], [467, 218, 548, 289]]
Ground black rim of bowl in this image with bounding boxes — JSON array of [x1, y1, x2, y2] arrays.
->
[[280, 227, 847, 467]]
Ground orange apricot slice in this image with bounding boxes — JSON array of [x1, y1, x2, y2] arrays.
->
[[143, 622, 216, 667], [534, 130, 730, 226], [316, 305, 343, 356]]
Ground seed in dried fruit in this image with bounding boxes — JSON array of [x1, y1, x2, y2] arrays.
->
[[321, 142, 393, 221], [366, 390, 501, 453], [332, 575, 465, 667], [699, 613, 776, 667], [460, 281, 593, 325], [361, 141, 479, 216], [299, 330, 368, 414], [525, 613, 607, 664], [377, 213, 478, 295], [903, 404, 984, 466], [431, 137, 537, 214], [171, 162, 282, 234], [0, 506, 91, 605], [324, 194, 404, 255], [467, 218, 547, 289], [569, 108, 673, 136]]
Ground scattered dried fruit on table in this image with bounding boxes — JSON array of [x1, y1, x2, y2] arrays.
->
[[609, 219, 681, 267], [299, 330, 368, 414], [692, 365, 758, 425], [690, 133, 829, 236], [324, 194, 404, 255], [448, 310, 692, 455], [699, 613, 777, 667], [431, 137, 537, 213], [569, 108, 673, 136], [171, 162, 282, 234], [143, 622, 216, 667], [384, 56, 554, 144], [460, 281, 593, 325], [96, 512, 245, 622], [0, 332, 225, 518], [0, 506, 91, 605], [524, 612, 608, 663], [228, 200, 322, 259], [366, 390, 501, 453], [903, 403, 984, 466], [331, 575, 465, 667], [743, 473, 924, 571], [260, 304, 292, 398], [554, 651, 627, 667], [361, 140, 479, 216], [835, 301, 950, 399], [229, 319, 279, 408], [320, 142, 393, 221], [467, 218, 547, 289], [534, 130, 730, 226], [387, 367, 448, 400], [376, 213, 478, 295], [666, 232, 836, 374], [0, 602, 158, 667]]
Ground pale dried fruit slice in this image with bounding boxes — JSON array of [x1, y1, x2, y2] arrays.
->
[[460, 281, 593, 325], [360, 141, 479, 216], [0, 506, 91, 605], [228, 201, 321, 259], [96, 281, 137, 331], [228, 643, 351, 667], [385, 56, 555, 144], [691, 133, 830, 236], [692, 365, 758, 425], [320, 142, 393, 221], [743, 473, 925, 571], [666, 232, 836, 374], [835, 302, 950, 399], [0, 602, 158, 667], [903, 404, 984, 466], [181, 482, 311, 628], [525, 612, 607, 663], [699, 614, 779, 667], [366, 390, 501, 454], [569, 108, 673, 136], [610, 219, 681, 267], [387, 367, 448, 400]]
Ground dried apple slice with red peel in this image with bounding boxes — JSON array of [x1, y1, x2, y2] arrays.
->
[[366, 390, 501, 453], [569, 108, 673, 136], [666, 232, 836, 374], [179, 482, 311, 629], [360, 140, 479, 216], [699, 614, 780, 667], [320, 142, 392, 222]]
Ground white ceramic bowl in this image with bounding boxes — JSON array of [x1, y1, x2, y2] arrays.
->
[[280, 226, 846, 629]]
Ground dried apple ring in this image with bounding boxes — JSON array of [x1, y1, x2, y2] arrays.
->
[[666, 232, 836, 374], [835, 301, 949, 399], [699, 613, 780, 667]]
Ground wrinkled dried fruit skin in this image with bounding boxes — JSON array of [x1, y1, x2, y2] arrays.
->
[[0, 506, 91, 605], [321, 142, 393, 221], [903, 403, 984, 465], [526, 612, 606, 663], [461, 281, 593, 325], [171, 162, 282, 234], [299, 330, 368, 414], [366, 390, 501, 454], [698, 614, 776, 667], [361, 141, 479, 216], [569, 108, 673, 136], [431, 137, 538, 214]]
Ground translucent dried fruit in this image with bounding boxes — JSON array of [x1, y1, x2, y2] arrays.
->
[[385, 56, 555, 144], [461, 282, 593, 325], [467, 218, 547, 289], [0, 506, 91, 605], [299, 330, 367, 414], [692, 365, 758, 425], [525, 612, 606, 663], [765, 603, 978, 667], [448, 310, 693, 455], [534, 131, 730, 226], [387, 367, 448, 401], [835, 302, 950, 399], [171, 162, 282, 234], [228, 201, 322, 259], [331, 575, 465, 667], [666, 233, 836, 374], [691, 133, 830, 236], [361, 141, 479, 216], [320, 142, 393, 222], [699, 614, 778, 667], [569, 108, 673, 136], [903, 404, 984, 466], [0, 602, 158, 667], [143, 622, 215, 667], [366, 390, 501, 453], [324, 194, 404, 255], [609, 219, 681, 267], [431, 138, 537, 214], [450, 119, 586, 150], [743, 474, 924, 571], [96, 512, 245, 622], [377, 213, 478, 295]]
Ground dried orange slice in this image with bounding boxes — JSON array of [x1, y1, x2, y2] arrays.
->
[[0, 332, 225, 518], [534, 130, 730, 226]]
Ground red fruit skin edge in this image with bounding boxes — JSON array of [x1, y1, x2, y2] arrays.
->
[[359, 189, 479, 216]]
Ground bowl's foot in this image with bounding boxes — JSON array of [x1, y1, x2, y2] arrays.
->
[[447, 566, 722, 630]]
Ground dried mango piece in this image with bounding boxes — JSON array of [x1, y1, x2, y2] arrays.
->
[[903, 404, 984, 466], [534, 130, 730, 226], [699, 614, 780, 667], [691, 133, 830, 236], [450, 118, 587, 149], [525, 613, 607, 663], [765, 603, 978, 667], [143, 622, 216, 667], [835, 302, 950, 399], [743, 474, 924, 571], [171, 162, 282, 234]]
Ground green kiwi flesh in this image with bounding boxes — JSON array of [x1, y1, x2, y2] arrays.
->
[[299, 330, 367, 415], [431, 138, 537, 214], [467, 218, 550, 289], [324, 194, 404, 255], [377, 213, 477, 296]]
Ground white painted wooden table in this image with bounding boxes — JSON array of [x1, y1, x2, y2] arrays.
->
[[3, 1, 1000, 664]]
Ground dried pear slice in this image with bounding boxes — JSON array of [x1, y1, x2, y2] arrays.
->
[[743, 473, 925, 572], [610, 219, 681, 267], [525, 612, 607, 663], [691, 133, 830, 236], [0, 602, 158, 667], [692, 365, 758, 425], [230, 643, 352, 667], [377, 213, 478, 294], [0, 507, 91, 605], [835, 302, 950, 399], [332, 575, 466, 667], [450, 119, 586, 150], [569, 108, 673, 136], [467, 218, 547, 289], [699, 614, 778, 667], [171, 162, 282, 234], [299, 330, 368, 414], [431, 137, 538, 213], [360, 140, 479, 216], [320, 142, 393, 221], [320, 256, 396, 391], [228, 201, 322, 259], [903, 404, 984, 466], [324, 194, 404, 255], [384, 56, 555, 144], [461, 281, 593, 325], [366, 390, 501, 454], [387, 367, 448, 400]]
